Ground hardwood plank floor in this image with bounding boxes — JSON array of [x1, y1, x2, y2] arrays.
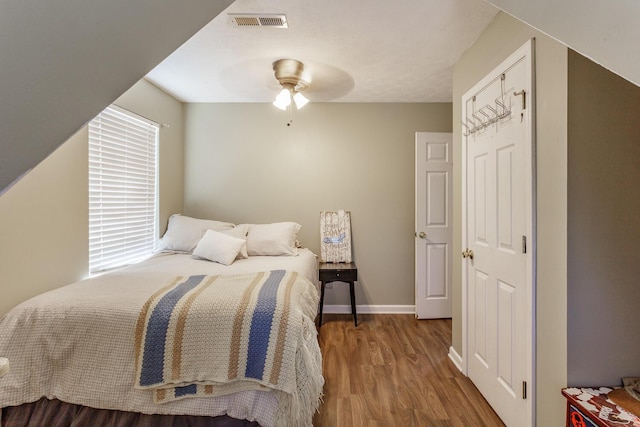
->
[[312, 314, 505, 427]]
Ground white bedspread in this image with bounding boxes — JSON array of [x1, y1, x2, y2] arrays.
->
[[0, 250, 321, 427], [128, 249, 319, 288]]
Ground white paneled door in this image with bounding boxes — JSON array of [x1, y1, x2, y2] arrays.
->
[[415, 132, 453, 319], [462, 40, 534, 426]]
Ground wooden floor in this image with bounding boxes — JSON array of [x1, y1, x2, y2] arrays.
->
[[312, 314, 505, 427]]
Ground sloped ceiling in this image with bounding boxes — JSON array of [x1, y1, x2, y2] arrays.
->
[[147, 0, 640, 104], [145, 0, 500, 103], [486, 0, 640, 88], [0, 0, 233, 195]]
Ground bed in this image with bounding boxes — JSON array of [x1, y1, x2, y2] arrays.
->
[[0, 216, 323, 427]]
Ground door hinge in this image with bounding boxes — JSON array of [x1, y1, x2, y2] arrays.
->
[[522, 381, 527, 399], [522, 235, 527, 254]]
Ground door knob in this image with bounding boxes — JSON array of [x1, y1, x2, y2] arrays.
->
[[416, 232, 426, 238], [462, 249, 474, 259]]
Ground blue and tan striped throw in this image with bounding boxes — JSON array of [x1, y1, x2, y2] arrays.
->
[[134, 270, 323, 426]]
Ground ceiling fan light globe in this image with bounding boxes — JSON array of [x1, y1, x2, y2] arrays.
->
[[293, 92, 309, 109], [273, 88, 291, 110], [272, 100, 288, 110]]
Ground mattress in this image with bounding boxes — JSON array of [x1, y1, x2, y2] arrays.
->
[[0, 249, 322, 427]]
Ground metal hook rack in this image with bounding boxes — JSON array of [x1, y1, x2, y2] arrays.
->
[[462, 74, 512, 137]]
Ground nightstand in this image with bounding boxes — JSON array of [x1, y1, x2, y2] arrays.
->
[[318, 262, 358, 326]]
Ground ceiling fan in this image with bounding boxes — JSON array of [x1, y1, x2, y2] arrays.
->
[[271, 58, 310, 110]]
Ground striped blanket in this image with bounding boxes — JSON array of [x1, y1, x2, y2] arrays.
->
[[134, 270, 323, 426]]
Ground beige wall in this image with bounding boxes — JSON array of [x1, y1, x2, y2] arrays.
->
[[453, 12, 568, 426], [183, 103, 452, 307], [567, 50, 640, 386], [0, 79, 184, 316]]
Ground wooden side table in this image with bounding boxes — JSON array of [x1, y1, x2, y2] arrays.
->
[[318, 262, 358, 326]]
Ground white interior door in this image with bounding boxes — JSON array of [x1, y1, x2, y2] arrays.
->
[[462, 40, 535, 426], [415, 132, 452, 319]]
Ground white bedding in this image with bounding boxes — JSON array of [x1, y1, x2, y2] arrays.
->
[[0, 249, 321, 427], [128, 249, 318, 287]]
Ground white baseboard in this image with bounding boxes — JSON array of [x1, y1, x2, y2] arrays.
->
[[322, 304, 415, 314], [448, 346, 464, 373]]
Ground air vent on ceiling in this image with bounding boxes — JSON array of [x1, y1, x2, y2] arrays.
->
[[228, 13, 288, 28]]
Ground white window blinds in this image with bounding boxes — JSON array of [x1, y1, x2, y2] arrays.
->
[[88, 105, 159, 273]]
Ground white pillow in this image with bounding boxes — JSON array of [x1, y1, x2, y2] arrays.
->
[[222, 224, 249, 259], [245, 222, 301, 256], [192, 230, 246, 266], [158, 214, 235, 253]]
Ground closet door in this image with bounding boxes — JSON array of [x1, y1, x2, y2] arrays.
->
[[462, 39, 535, 427], [415, 132, 452, 319]]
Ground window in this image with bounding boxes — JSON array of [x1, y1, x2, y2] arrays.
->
[[88, 105, 159, 273]]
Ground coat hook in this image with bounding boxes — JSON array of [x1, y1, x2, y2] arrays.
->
[[466, 118, 476, 132], [472, 112, 485, 126], [461, 121, 471, 136], [485, 105, 498, 115], [464, 118, 477, 135], [513, 90, 526, 110], [495, 99, 509, 114]]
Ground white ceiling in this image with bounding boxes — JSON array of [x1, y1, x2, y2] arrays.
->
[[145, 0, 499, 103]]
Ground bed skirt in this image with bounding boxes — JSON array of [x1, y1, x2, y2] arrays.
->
[[1, 399, 260, 427]]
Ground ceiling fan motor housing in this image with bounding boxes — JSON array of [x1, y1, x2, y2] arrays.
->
[[273, 59, 309, 92]]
